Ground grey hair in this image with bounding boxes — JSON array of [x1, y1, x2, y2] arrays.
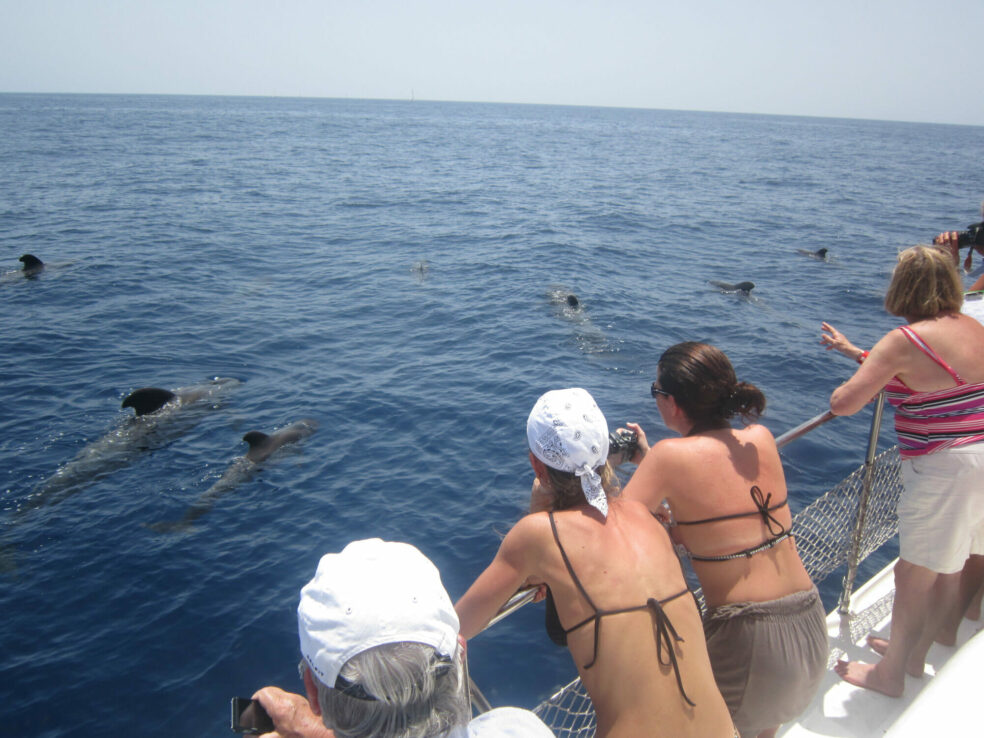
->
[[309, 642, 469, 738]]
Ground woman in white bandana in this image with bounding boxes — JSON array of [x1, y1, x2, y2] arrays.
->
[[455, 388, 736, 738]]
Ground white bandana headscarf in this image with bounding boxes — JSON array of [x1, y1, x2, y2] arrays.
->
[[526, 388, 610, 517]]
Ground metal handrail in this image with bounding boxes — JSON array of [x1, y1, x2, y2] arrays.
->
[[485, 586, 538, 630], [776, 409, 837, 448]]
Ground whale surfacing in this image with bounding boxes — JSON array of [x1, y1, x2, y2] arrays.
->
[[148, 419, 318, 533], [243, 419, 318, 463], [18, 377, 240, 514], [122, 388, 178, 416], [19, 254, 44, 275], [796, 247, 829, 261], [709, 280, 755, 295]]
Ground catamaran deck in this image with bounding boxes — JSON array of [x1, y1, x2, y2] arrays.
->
[[781, 559, 983, 736]]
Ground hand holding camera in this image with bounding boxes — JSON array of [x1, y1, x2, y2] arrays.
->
[[608, 429, 639, 466]]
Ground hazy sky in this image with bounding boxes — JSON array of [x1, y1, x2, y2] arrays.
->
[[1, 0, 981, 125]]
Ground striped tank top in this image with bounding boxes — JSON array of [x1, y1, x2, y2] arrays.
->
[[885, 325, 984, 458]]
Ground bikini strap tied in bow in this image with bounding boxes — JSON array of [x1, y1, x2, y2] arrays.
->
[[749, 485, 787, 537], [647, 596, 696, 707]]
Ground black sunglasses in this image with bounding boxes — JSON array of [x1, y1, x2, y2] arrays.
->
[[650, 382, 671, 399]]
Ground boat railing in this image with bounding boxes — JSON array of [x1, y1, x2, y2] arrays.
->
[[471, 395, 904, 734]]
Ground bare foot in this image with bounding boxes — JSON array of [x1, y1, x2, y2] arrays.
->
[[867, 635, 889, 656], [865, 636, 925, 677], [835, 659, 904, 698]]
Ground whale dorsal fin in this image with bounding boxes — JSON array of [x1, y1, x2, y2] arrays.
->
[[242, 431, 270, 449], [19, 254, 43, 269], [122, 387, 177, 416]]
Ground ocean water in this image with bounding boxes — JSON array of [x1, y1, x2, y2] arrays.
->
[[1, 93, 983, 737]]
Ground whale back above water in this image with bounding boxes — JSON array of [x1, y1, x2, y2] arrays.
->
[[17, 378, 240, 516], [16, 254, 44, 279], [243, 419, 319, 464], [19, 254, 44, 272], [147, 418, 319, 533], [796, 247, 829, 261], [122, 387, 178, 416], [709, 279, 755, 294]]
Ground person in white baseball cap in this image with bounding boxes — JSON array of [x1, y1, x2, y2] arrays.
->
[[455, 388, 736, 738], [252, 538, 554, 738]]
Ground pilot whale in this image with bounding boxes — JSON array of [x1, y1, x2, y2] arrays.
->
[[148, 419, 318, 532], [796, 247, 829, 261], [546, 287, 613, 355], [19, 254, 44, 276], [709, 280, 755, 295], [1, 254, 46, 284], [19, 377, 241, 514]]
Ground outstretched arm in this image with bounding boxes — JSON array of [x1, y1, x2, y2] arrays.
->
[[455, 517, 544, 639], [829, 329, 906, 416]]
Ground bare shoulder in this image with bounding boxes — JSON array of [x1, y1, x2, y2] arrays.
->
[[493, 512, 550, 561], [506, 510, 552, 543], [620, 497, 659, 519], [740, 422, 779, 446], [623, 436, 688, 507], [647, 435, 692, 462], [938, 313, 984, 341], [878, 324, 909, 343]]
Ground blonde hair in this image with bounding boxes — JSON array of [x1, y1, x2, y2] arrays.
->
[[543, 462, 619, 511], [884, 245, 963, 320]]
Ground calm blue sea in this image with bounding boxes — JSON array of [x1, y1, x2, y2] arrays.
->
[[1, 93, 983, 737]]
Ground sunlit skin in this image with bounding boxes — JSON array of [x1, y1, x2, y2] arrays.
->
[[455, 453, 736, 738], [622, 381, 815, 738]]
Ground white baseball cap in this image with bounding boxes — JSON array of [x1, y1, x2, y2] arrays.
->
[[297, 538, 460, 688]]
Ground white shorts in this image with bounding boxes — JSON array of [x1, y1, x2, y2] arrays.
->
[[898, 443, 984, 574]]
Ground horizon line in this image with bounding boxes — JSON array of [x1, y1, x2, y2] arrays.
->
[[0, 89, 979, 129]]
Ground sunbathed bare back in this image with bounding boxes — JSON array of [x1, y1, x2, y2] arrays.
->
[[883, 313, 984, 390], [456, 497, 734, 738], [624, 424, 814, 609], [548, 500, 733, 737]]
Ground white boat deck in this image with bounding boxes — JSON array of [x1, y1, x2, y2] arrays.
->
[[780, 561, 984, 737]]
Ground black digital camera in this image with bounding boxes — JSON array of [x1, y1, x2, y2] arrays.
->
[[608, 429, 639, 466], [956, 222, 984, 248]]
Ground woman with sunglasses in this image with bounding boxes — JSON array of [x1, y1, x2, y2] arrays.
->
[[623, 343, 826, 738], [455, 387, 737, 738]]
